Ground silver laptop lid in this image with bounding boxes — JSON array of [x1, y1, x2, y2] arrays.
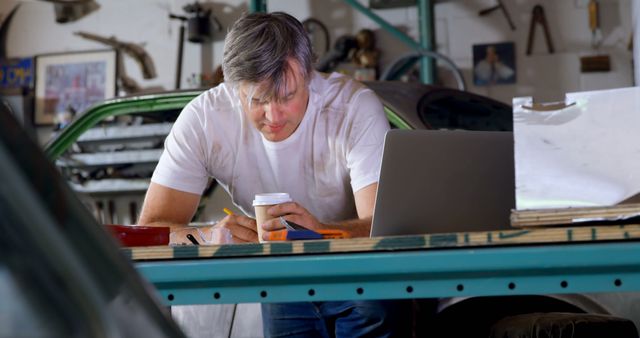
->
[[370, 129, 514, 237]]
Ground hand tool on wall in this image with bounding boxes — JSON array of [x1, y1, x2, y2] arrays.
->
[[0, 4, 20, 60], [580, 0, 609, 72], [588, 0, 602, 49], [526, 5, 554, 55], [74, 31, 159, 93], [478, 0, 516, 31], [74, 31, 157, 79], [183, 2, 222, 43]]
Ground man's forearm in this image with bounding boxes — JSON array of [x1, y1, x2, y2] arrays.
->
[[139, 220, 189, 232], [321, 217, 372, 238]]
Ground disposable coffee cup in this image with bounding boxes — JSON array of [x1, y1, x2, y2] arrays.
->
[[253, 193, 292, 243]]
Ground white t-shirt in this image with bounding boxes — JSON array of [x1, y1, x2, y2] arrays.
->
[[151, 71, 389, 223]]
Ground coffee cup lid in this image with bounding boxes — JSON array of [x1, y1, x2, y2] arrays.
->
[[253, 193, 292, 206]]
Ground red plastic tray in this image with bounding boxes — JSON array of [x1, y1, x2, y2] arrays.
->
[[106, 224, 170, 247]]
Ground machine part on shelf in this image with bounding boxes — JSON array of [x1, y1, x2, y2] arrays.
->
[[315, 35, 358, 72], [74, 31, 156, 79], [183, 2, 222, 43], [380, 50, 466, 91], [302, 18, 330, 56], [52, 0, 99, 23], [353, 29, 380, 69], [169, 2, 223, 88], [478, 0, 516, 31], [0, 4, 20, 60], [74, 31, 163, 94], [526, 5, 554, 55]]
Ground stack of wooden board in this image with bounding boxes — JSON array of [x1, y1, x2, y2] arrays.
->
[[511, 203, 640, 228]]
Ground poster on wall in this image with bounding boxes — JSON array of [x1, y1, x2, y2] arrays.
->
[[472, 42, 516, 86], [0, 58, 34, 91], [34, 49, 116, 125]]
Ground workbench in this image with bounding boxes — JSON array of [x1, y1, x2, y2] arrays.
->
[[131, 224, 640, 306]]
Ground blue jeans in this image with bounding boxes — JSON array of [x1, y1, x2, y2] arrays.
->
[[261, 300, 412, 338]]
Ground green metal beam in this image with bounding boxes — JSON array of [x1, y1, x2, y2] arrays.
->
[[342, 0, 421, 50], [418, 0, 434, 84], [137, 241, 640, 305], [341, 0, 434, 84], [250, 0, 267, 13]]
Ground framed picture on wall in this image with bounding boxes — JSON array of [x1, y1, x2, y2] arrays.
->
[[34, 49, 117, 126], [472, 42, 516, 86]]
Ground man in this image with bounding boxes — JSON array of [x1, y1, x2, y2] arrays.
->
[[138, 12, 409, 337]]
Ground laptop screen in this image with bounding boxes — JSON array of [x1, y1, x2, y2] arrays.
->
[[370, 130, 515, 237]]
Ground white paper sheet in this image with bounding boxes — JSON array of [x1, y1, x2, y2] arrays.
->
[[513, 86, 640, 210]]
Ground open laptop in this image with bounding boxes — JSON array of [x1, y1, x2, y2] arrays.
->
[[370, 129, 515, 237]]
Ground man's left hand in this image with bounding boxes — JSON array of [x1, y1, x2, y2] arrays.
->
[[260, 202, 323, 240]]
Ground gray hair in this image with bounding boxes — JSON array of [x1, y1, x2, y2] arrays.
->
[[222, 12, 314, 102]]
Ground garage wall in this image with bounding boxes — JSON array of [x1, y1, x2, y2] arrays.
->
[[0, 0, 635, 141], [0, 0, 419, 94]]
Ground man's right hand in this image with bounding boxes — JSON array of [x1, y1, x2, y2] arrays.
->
[[217, 213, 259, 243], [139, 183, 259, 244], [170, 213, 258, 244]]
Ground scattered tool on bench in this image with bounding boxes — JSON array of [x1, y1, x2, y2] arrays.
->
[[267, 217, 350, 241]]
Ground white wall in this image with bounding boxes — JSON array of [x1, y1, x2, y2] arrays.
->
[[1, 0, 634, 108], [435, 0, 633, 103], [1, 0, 419, 93]]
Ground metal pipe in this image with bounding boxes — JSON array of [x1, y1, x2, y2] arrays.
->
[[176, 23, 185, 89], [342, 0, 422, 50], [381, 50, 466, 91], [634, 0, 640, 86], [418, 0, 434, 84]]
